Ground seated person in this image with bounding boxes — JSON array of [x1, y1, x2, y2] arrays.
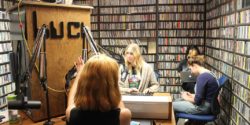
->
[[119, 43, 159, 95], [173, 55, 219, 121], [177, 46, 200, 93], [66, 55, 131, 125]]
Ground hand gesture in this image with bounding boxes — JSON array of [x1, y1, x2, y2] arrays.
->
[[143, 88, 152, 94], [128, 88, 139, 94], [74, 56, 84, 73]]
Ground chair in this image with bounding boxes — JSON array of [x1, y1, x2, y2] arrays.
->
[[176, 75, 229, 125], [67, 108, 120, 125]]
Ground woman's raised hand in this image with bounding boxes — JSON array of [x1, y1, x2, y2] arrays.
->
[[74, 56, 84, 73]]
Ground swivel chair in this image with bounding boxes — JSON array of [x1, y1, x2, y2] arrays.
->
[[67, 108, 120, 125], [176, 75, 229, 125]]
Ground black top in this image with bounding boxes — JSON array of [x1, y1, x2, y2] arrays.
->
[[67, 107, 120, 125]]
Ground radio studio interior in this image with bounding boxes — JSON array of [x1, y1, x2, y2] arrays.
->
[[0, 0, 250, 125]]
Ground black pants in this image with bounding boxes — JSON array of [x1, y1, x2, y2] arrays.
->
[[181, 82, 195, 93]]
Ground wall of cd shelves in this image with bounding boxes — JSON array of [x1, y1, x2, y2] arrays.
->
[[87, 0, 158, 72], [78, 0, 206, 100], [77, 0, 249, 124], [157, 0, 205, 100], [0, 0, 16, 123], [206, 0, 250, 125], [0, 0, 247, 124]]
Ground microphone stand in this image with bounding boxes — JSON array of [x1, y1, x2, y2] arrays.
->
[[39, 26, 54, 125], [8, 39, 42, 109]]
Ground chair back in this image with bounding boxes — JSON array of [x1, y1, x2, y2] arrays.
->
[[210, 75, 229, 115], [67, 108, 120, 125], [218, 75, 228, 86]]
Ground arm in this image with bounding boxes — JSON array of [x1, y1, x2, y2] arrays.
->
[[119, 101, 131, 125], [194, 74, 208, 105], [148, 70, 160, 91], [181, 92, 195, 103], [66, 76, 79, 121], [66, 57, 84, 121], [143, 65, 160, 93], [118, 65, 131, 94], [119, 81, 131, 94], [119, 81, 139, 94]]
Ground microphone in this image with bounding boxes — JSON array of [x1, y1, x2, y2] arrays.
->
[[39, 52, 46, 81], [83, 49, 87, 63], [8, 100, 41, 109], [132, 67, 136, 75]]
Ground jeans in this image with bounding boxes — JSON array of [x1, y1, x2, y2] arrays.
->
[[173, 98, 211, 123], [173, 98, 211, 114]]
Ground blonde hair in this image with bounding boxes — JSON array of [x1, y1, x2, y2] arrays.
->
[[187, 55, 205, 66], [124, 43, 144, 72], [74, 54, 121, 111]]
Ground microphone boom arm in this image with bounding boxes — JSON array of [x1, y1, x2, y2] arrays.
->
[[65, 26, 124, 89], [8, 25, 47, 109]]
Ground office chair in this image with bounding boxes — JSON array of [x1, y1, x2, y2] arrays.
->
[[176, 75, 229, 125], [67, 108, 120, 125]]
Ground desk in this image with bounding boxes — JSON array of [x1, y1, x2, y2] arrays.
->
[[1, 111, 65, 125], [2, 93, 176, 125], [154, 93, 176, 125]]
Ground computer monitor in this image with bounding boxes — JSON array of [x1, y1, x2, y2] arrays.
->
[[122, 95, 172, 119]]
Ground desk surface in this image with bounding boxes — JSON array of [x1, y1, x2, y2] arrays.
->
[[2, 93, 176, 125], [154, 93, 176, 125]]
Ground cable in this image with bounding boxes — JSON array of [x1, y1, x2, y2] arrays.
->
[[17, 0, 65, 93], [48, 86, 66, 93]]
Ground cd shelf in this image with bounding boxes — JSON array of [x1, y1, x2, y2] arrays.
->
[[83, 0, 206, 95], [206, 0, 250, 124], [0, 0, 15, 123], [77, 0, 249, 124]]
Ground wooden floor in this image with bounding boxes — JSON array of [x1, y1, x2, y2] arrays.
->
[[3, 111, 66, 125]]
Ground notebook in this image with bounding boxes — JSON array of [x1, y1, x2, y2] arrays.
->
[[122, 95, 171, 119], [180, 71, 197, 83]]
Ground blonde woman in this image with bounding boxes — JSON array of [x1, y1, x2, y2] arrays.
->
[[119, 43, 159, 94], [66, 55, 131, 125]]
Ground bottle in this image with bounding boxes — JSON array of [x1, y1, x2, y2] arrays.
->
[[7, 94, 20, 124]]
